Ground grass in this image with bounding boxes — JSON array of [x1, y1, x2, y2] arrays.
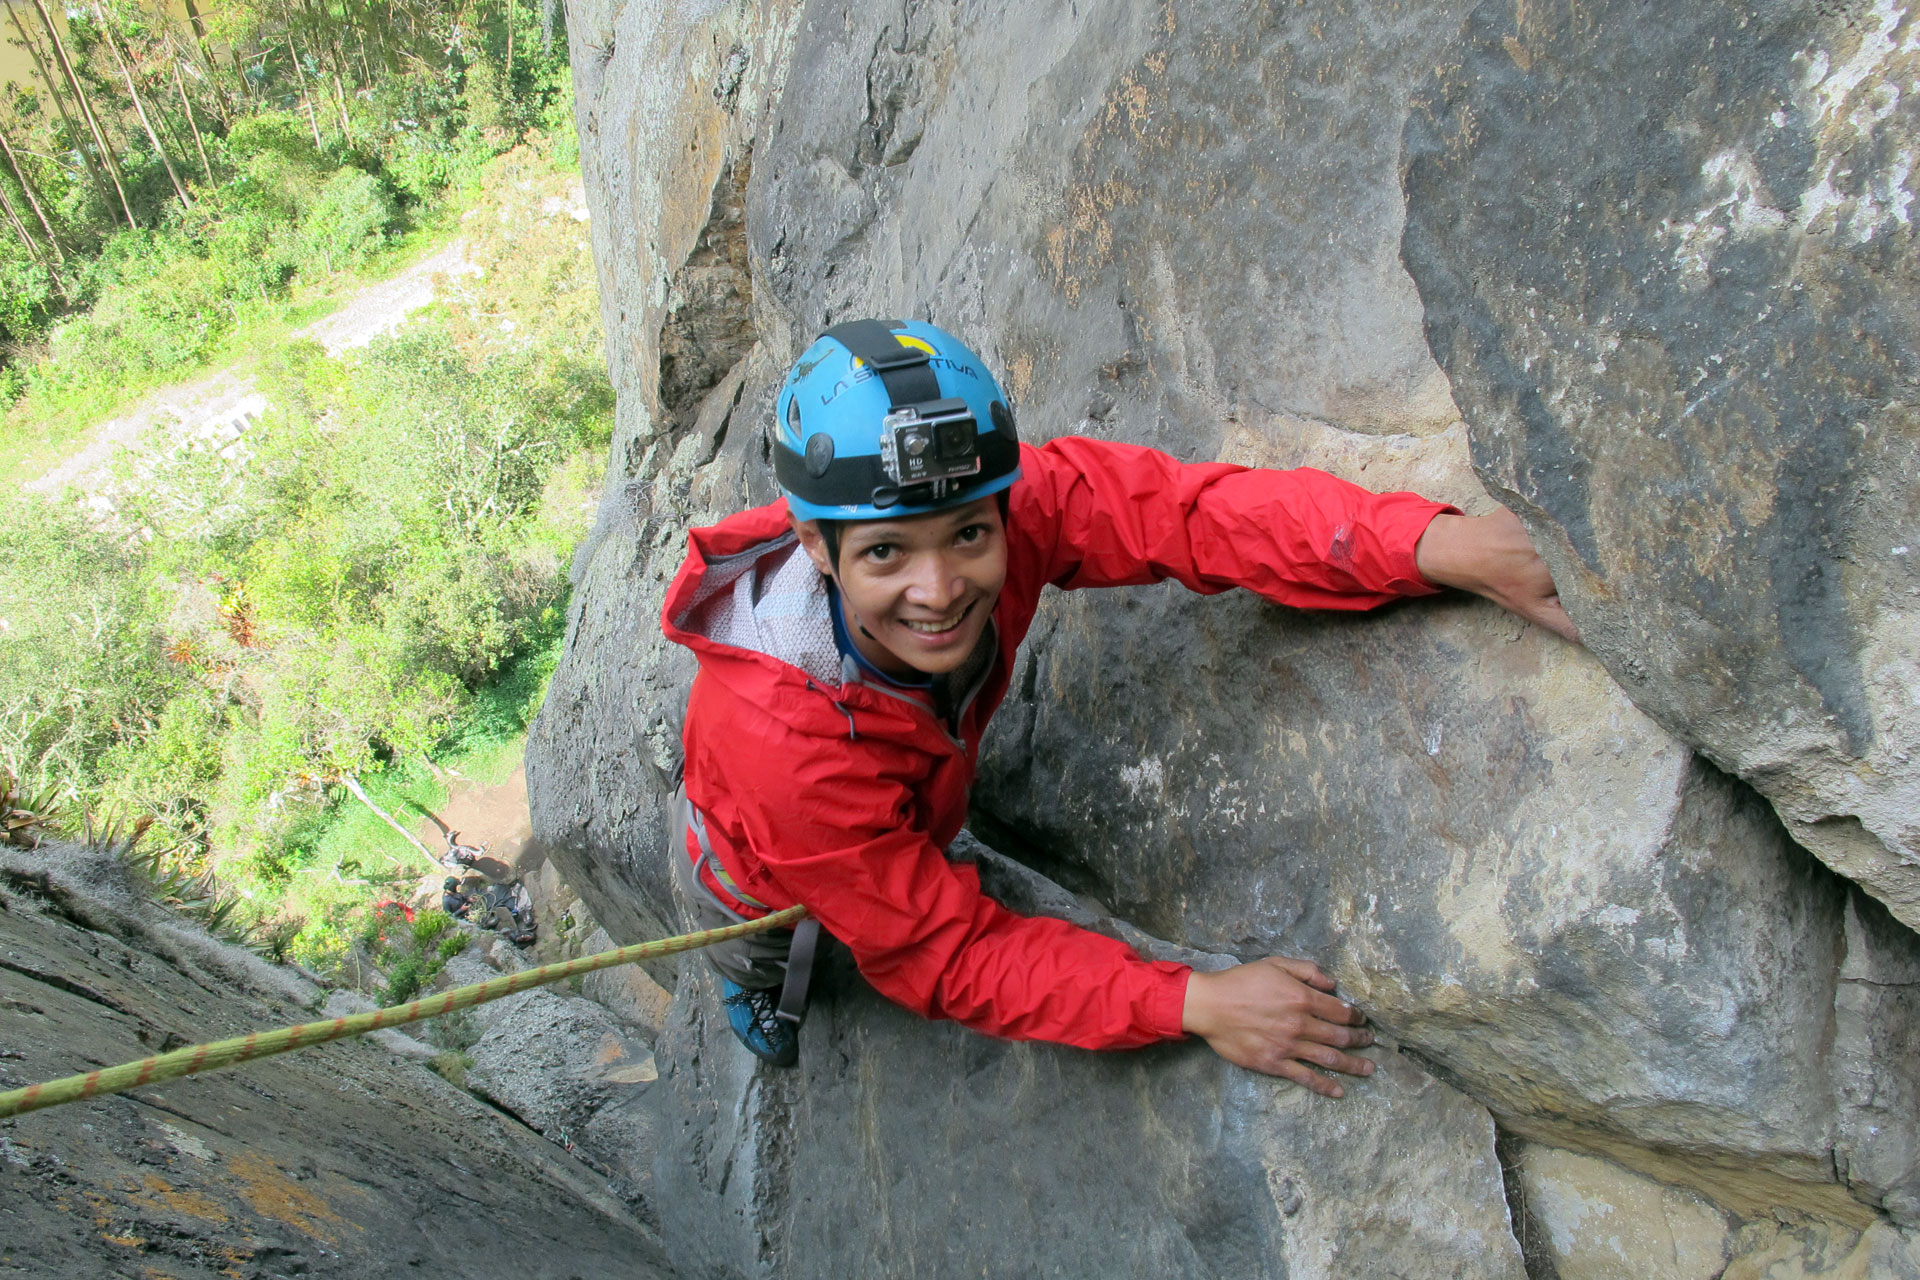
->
[[316, 762, 449, 877]]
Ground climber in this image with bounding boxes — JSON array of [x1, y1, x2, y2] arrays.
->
[[442, 876, 476, 919], [660, 319, 1576, 1087]]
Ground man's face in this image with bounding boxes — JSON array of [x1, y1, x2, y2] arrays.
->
[[793, 496, 1007, 678]]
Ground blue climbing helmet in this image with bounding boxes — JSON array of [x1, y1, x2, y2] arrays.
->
[[773, 319, 1021, 521]]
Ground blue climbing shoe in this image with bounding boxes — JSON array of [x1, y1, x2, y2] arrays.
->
[[721, 978, 799, 1068]]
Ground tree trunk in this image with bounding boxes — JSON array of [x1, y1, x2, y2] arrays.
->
[[29, 0, 138, 228], [286, 39, 325, 148], [331, 73, 352, 141], [338, 774, 442, 873], [0, 177, 45, 264], [323, 3, 352, 88], [172, 59, 214, 185], [175, 0, 228, 112], [6, 0, 118, 221], [0, 124, 64, 263], [353, 21, 375, 87], [94, 1, 193, 208]]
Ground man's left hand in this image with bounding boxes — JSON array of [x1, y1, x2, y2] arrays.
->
[[1414, 508, 1580, 643]]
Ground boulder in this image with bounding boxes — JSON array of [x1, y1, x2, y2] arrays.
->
[[1400, 0, 1920, 932], [463, 981, 657, 1138]]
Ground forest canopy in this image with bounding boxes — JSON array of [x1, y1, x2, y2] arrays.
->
[[0, 0, 573, 409]]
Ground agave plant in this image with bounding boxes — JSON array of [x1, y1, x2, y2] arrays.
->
[[1, 771, 64, 849]]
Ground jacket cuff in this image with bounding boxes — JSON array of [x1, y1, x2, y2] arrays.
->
[[1396, 499, 1464, 594], [1142, 962, 1193, 1041]]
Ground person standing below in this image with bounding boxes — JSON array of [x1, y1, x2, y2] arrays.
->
[[661, 319, 1576, 1089]]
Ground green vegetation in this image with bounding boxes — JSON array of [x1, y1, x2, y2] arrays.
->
[[367, 904, 468, 1006], [2, 0, 578, 472], [0, 131, 606, 977]]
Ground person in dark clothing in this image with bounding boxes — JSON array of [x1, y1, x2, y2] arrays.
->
[[441, 876, 474, 920]]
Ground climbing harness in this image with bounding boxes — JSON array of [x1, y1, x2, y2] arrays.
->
[[677, 787, 819, 1027], [0, 904, 806, 1120]]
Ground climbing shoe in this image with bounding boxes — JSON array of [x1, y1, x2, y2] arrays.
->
[[720, 978, 799, 1068]]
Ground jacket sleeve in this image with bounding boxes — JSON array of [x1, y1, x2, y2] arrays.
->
[[701, 693, 1191, 1051], [1013, 435, 1457, 608]]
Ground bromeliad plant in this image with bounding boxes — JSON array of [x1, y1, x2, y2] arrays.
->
[[1, 771, 63, 849], [92, 807, 253, 947]]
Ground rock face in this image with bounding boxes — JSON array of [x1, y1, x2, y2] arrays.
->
[[1400, 0, 1920, 932], [532, 0, 1920, 1273], [656, 845, 1526, 1280], [0, 845, 669, 1279]]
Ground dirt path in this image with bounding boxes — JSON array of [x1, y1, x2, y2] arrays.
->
[[27, 239, 477, 499], [410, 764, 537, 886], [409, 763, 605, 969]]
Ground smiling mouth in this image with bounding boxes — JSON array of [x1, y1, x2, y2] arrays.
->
[[901, 601, 973, 635]]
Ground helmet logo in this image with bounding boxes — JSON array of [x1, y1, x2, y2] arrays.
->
[[850, 334, 937, 369], [773, 319, 1021, 518], [804, 432, 836, 478]]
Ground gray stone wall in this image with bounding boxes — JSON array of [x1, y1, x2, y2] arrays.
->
[[0, 843, 667, 1277], [532, 0, 1920, 1273]]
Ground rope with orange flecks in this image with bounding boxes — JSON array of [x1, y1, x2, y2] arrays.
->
[[0, 905, 807, 1119]]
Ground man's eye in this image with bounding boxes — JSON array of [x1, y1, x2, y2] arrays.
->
[[955, 524, 987, 544], [862, 543, 896, 562]]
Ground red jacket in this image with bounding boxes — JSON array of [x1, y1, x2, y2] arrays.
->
[[662, 436, 1452, 1050]]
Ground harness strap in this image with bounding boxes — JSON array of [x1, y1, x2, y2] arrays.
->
[[777, 919, 821, 1025], [686, 800, 770, 912]]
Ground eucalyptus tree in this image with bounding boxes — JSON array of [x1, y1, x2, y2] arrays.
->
[[25, 0, 134, 228], [5, 0, 121, 223]]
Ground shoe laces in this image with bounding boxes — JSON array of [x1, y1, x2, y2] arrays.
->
[[723, 984, 787, 1039]]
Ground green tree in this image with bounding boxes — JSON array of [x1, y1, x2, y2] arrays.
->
[[295, 166, 392, 272]]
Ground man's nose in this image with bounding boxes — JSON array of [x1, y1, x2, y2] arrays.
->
[[903, 551, 964, 609]]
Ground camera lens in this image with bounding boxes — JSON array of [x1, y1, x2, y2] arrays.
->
[[934, 421, 974, 459]]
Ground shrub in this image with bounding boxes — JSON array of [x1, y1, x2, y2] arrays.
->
[[95, 694, 227, 845], [296, 168, 397, 274], [413, 907, 454, 946], [0, 250, 54, 346], [0, 497, 180, 790]]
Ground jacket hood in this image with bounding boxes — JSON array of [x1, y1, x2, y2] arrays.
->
[[661, 501, 943, 741]]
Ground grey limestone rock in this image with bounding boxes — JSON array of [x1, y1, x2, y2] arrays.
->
[[654, 844, 1526, 1280], [464, 982, 657, 1138], [1400, 0, 1920, 933], [0, 844, 668, 1278], [1511, 1141, 1920, 1280]]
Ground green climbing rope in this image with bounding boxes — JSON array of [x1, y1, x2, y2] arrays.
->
[[0, 904, 808, 1120]]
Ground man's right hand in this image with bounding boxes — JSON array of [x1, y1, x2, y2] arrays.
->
[[1181, 957, 1376, 1096]]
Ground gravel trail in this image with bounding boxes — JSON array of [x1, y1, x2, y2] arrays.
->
[[28, 239, 476, 498]]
